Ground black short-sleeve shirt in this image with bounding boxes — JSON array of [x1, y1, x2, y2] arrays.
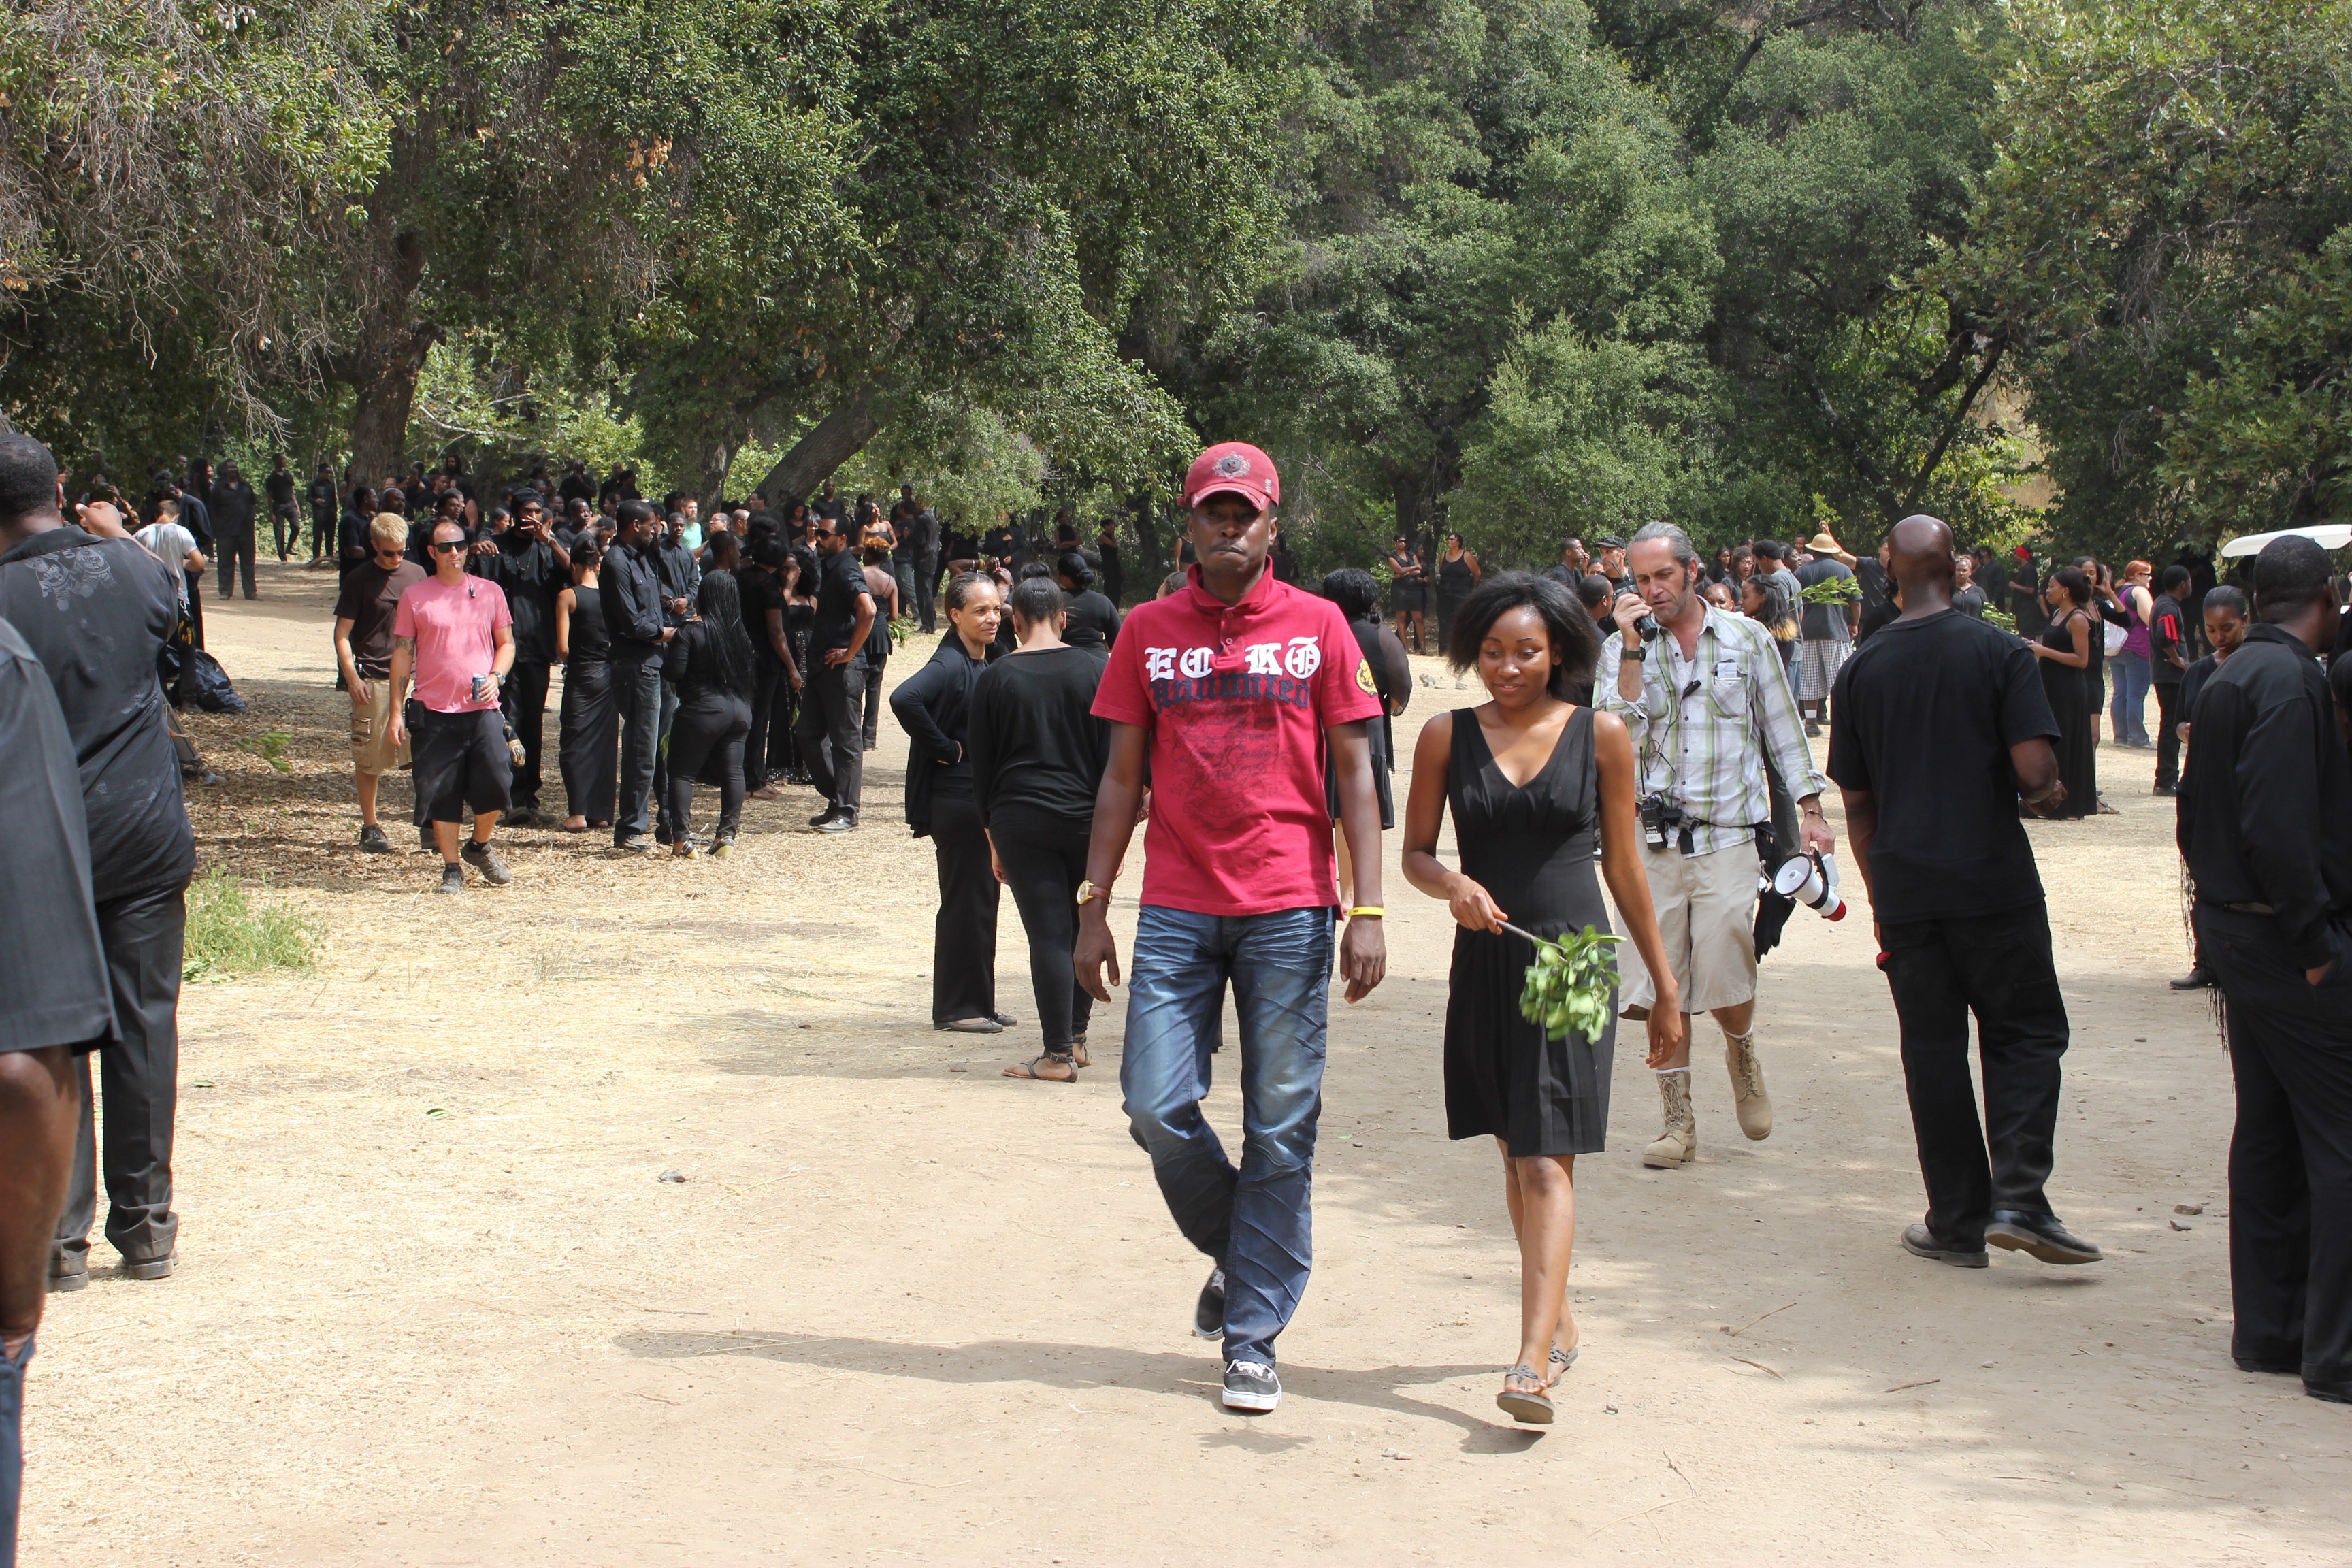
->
[[813, 548, 871, 653], [0, 616, 115, 1054], [1825, 608, 2059, 924], [0, 528, 197, 904]]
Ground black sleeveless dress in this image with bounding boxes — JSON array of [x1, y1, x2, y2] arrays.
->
[[1443, 706, 1616, 1156], [2038, 610, 2097, 819]]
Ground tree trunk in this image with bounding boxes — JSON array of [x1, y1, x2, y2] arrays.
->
[[336, 199, 438, 489], [1129, 492, 1168, 590], [753, 385, 884, 506]]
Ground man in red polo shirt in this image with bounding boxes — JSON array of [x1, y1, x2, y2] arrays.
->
[[1076, 441, 1387, 1414]]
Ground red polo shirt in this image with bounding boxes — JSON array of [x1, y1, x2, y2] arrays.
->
[[1092, 564, 1383, 916]]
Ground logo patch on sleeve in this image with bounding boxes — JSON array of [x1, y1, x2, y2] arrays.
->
[[1355, 658, 1377, 694]]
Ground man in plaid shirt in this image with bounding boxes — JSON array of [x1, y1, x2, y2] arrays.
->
[[1599, 521, 1832, 1171]]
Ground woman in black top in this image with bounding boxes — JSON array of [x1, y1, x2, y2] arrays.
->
[[555, 538, 617, 832], [890, 572, 1006, 1032], [662, 570, 757, 856], [1320, 568, 1411, 904], [857, 521, 900, 750], [968, 576, 1111, 1081], [1054, 551, 1121, 655], [1094, 517, 1122, 604], [779, 543, 818, 784], [739, 536, 801, 798], [2026, 568, 2097, 821], [1435, 531, 1482, 644], [1401, 572, 1679, 1426], [1388, 534, 1428, 653]]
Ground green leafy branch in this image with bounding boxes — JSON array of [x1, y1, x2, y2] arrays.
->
[[1509, 922, 1621, 1043]]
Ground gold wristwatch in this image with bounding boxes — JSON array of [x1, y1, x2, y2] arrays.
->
[[1075, 879, 1111, 907]]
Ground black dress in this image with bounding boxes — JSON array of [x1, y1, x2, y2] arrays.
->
[[1442, 706, 1616, 1156], [2038, 610, 2097, 819], [1436, 552, 1475, 639], [557, 585, 618, 824]]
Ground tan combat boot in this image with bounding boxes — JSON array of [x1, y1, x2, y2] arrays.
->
[[1725, 1030, 1772, 1140], [1642, 1070, 1697, 1169]]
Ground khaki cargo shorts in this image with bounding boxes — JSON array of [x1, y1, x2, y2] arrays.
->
[[350, 679, 411, 777]]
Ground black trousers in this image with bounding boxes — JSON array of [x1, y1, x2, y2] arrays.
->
[[992, 809, 1096, 1050], [55, 881, 186, 1268], [310, 509, 334, 559], [930, 792, 999, 1024], [794, 662, 864, 815], [184, 572, 205, 649], [270, 508, 296, 560], [651, 678, 681, 840], [856, 652, 885, 749], [2200, 904, 2352, 1384], [612, 653, 664, 843], [2154, 679, 2181, 788], [747, 657, 796, 790], [1879, 900, 2069, 1248], [915, 551, 940, 632], [217, 526, 257, 599], [664, 689, 751, 843], [500, 660, 551, 807]]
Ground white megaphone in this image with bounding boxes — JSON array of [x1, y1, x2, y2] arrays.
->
[[1773, 849, 1846, 921]]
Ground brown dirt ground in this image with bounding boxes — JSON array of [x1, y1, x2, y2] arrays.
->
[[18, 559, 2351, 1566]]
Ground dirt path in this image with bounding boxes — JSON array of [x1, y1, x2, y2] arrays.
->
[[20, 560, 2348, 1566]]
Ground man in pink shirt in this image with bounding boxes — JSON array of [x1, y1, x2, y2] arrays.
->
[[389, 518, 517, 894], [1077, 442, 1387, 1414]]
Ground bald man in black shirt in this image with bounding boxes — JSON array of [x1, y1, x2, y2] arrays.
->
[[0, 435, 194, 1292], [2179, 534, 2352, 1405]]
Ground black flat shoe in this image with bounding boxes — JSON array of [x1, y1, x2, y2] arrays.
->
[[1986, 1210, 2103, 1264], [2170, 966, 2215, 990], [2306, 1379, 2352, 1404], [1902, 1223, 1987, 1269], [2235, 1356, 2299, 1375]]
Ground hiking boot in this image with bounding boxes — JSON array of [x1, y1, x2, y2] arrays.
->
[[357, 823, 393, 855], [1725, 1031, 1772, 1140], [436, 863, 465, 894], [1642, 1071, 1697, 1169], [461, 840, 512, 885]]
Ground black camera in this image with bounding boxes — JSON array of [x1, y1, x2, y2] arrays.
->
[[1633, 613, 1663, 642], [1639, 793, 1684, 850]]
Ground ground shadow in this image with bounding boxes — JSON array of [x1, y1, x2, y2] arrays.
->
[[616, 1328, 1522, 1446]]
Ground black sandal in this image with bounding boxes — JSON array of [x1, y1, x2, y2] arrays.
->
[[1002, 1051, 1077, 1082], [1070, 1035, 1090, 1068]]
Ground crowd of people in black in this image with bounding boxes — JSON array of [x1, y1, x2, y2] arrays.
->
[[8, 419, 2351, 1565]]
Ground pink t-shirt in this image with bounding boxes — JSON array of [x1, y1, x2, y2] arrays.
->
[[393, 574, 511, 714], [1092, 566, 1383, 916]]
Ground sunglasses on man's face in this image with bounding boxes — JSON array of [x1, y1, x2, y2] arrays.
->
[[430, 540, 467, 554]]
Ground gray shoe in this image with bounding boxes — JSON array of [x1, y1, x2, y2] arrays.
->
[[436, 863, 465, 894], [122, 1254, 176, 1281], [461, 840, 512, 885], [937, 1017, 1004, 1034], [613, 834, 655, 853], [1222, 1360, 1281, 1413], [357, 823, 393, 854]]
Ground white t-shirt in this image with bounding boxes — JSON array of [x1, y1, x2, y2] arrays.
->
[[136, 522, 197, 602]]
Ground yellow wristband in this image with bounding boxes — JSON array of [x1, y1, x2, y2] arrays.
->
[[1348, 906, 1385, 919]]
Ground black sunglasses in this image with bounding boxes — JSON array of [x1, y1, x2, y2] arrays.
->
[[429, 540, 467, 554]]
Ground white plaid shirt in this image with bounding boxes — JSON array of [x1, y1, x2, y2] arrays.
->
[[1597, 606, 1827, 858]]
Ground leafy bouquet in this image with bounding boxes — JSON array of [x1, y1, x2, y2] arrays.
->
[[1511, 923, 1622, 1041], [1797, 576, 1861, 604]]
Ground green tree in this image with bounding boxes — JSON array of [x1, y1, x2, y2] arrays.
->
[[1971, 0, 2352, 556]]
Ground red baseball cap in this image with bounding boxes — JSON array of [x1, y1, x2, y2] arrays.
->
[[1183, 442, 1279, 512]]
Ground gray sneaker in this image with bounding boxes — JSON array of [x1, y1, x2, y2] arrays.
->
[[435, 863, 465, 895], [1222, 1360, 1281, 1413], [613, 834, 655, 853], [461, 840, 512, 885], [357, 823, 393, 854]]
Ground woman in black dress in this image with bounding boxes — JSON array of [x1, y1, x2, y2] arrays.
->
[[1434, 530, 1481, 645], [662, 570, 758, 857], [1387, 534, 1428, 653], [779, 543, 819, 785], [2027, 567, 2097, 820], [1403, 572, 1680, 1426], [553, 538, 617, 832]]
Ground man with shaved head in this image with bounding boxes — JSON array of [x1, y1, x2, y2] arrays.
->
[[1827, 514, 2100, 1273]]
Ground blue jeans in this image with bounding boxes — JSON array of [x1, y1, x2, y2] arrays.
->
[[1122, 904, 1333, 1367], [2108, 651, 2151, 745]]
